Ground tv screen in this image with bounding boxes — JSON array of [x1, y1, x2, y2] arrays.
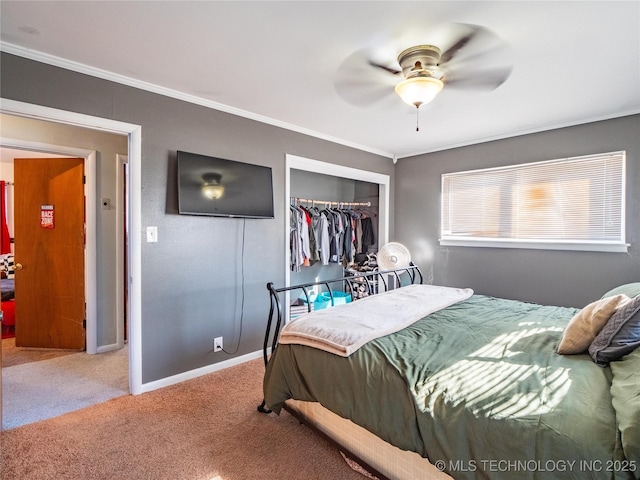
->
[[177, 150, 274, 219]]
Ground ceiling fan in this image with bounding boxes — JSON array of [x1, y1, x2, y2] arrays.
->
[[335, 23, 513, 129]]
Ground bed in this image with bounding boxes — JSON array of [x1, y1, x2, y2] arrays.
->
[[2, 254, 15, 303], [260, 268, 640, 480], [2, 278, 15, 302], [1, 278, 15, 337]]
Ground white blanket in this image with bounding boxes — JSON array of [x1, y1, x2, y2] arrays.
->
[[278, 284, 474, 357]]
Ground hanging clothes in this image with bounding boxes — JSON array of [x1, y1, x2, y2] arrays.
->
[[360, 216, 375, 254], [289, 198, 374, 269], [290, 205, 308, 272], [290, 205, 301, 272], [314, 210, 330, 266], [302, 206, 319, 264], [341, 210, 353, 264], [324, 208, 339, 263]]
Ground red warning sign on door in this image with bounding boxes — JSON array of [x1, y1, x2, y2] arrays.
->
[[41, 204, 55, 229]]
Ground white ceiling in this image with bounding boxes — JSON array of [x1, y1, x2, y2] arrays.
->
[[1, 1, 639, 159]]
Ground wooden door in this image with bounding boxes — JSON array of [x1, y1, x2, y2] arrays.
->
[[14, 158, 85, 350]]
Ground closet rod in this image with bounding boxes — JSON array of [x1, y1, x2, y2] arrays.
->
[[292, 197, 371, 207]]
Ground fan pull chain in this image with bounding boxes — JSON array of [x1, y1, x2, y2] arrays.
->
[[415, 106, 420, 132]]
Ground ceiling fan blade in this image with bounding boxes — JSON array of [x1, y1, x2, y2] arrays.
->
[[439, 23, 511, 70], [444, 66, 513, 90], [368, 60, 401, 76], [439, 24, 483, 65], [438, 23, 513, 91], [334, 78, 396, 107], [334, 47, 399, 107]]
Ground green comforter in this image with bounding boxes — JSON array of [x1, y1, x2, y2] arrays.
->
[[264, 295, 640, 479]]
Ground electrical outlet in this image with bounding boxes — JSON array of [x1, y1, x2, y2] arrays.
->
[[214, 336, 223, 352]]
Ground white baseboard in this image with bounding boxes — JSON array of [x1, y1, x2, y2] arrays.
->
[[96, 343, 121, 354], [139, 349, 268, 394]]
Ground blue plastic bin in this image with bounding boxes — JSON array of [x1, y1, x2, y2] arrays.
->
[[313, 291, 352, 310]]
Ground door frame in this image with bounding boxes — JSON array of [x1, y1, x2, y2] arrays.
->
[[284, 154, 391, 289], [116, 154, 128, 350], [2, 141, 98, 352], [0, 98, 143, 395]]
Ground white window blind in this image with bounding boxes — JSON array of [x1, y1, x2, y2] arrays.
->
[[441, 151, 627, 252]]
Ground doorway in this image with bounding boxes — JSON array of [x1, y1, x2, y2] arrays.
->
[[0, 97, 143, 397], [0, 146, 129, 429]]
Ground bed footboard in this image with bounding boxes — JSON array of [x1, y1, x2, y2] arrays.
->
[[257, 263, 422, 414]]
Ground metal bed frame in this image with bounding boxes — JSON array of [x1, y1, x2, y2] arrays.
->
[[258, 262, 423, 414]]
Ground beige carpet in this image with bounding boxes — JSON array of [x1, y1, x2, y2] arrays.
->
[[2, 345, 128, 430], [2, 337, 76, 368], [1, 358, 372, 480]]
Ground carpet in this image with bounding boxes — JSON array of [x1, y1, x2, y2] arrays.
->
[[2, 346, 128, 430], [2, 337, 77, 367], [1, 358, 371, 480]]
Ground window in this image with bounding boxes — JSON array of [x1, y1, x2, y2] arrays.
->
[[441, 151, 627, 252]]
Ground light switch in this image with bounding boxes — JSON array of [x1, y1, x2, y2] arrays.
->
[[146, 226, 158, 243]]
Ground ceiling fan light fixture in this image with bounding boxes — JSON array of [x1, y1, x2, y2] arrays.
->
[[394, 76, 444, 108]]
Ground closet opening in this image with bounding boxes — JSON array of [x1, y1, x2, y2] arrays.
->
[[285, 154, 390, 294], [289, 170, 380, 288]]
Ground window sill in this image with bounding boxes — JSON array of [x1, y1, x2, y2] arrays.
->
[[439, 238, 629, 253]]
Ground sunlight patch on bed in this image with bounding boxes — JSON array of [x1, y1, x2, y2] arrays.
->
[[414, 328, 571, 419]]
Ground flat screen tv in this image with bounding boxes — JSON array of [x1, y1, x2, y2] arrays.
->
[[177, 150, 274, 219]]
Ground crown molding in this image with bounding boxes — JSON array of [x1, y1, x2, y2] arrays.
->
[[396, 110, 640, 160], [0, 42, 394, 159], [4, 42, 636, 162]]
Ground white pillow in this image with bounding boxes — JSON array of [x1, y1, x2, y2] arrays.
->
[[557, 294, 629, 354]]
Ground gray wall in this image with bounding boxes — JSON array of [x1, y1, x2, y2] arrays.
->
[[0, 53, 393, 383], [395, 114, 640, 308]]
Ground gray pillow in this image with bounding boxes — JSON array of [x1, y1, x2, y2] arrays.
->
[[589, 295, 640, 367]]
